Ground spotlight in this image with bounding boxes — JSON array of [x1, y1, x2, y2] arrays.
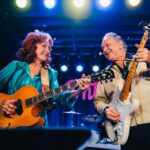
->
[[16, 0, 28, 8], [60, 65, 68, 72], [64, 0, 91, 19], [99, 52, 103, 56], [90, 54, 100, 73], [97, 0, 112, 8], [75, 55, 84, 72], [92, 65, 99, 72], [73, 0, 85, 8], [44, 0, 56, 9], [60, 55, 69, 72], [76, 65, 83, 72], [127, 0, 141, 7]]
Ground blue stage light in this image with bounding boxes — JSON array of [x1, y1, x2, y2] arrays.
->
[[76, 65, 83, 72], [60, 65, 68, 72], [98, 0, 112, 8], [92, 65, 99, 72], [44, 0, 56, 9]]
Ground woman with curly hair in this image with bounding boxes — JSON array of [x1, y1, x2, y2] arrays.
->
[[0, 30, 91, 128]]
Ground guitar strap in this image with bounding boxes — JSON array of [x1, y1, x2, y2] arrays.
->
[[41, 67, 50, 92], [40, 67, 51, 111], [40, 67, 58, 112]]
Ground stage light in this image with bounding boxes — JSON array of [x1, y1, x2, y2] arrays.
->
[[60, 56, 69, 72], [16, 0, 28, 8], [99, 52, 103, 56], [73, 0, 85, 8], [90, 55, 100, 73], [92, 65, 99, 72], [76, 65, 83, 72], [64, 0, 91, 19], [127, 0, 141, 7], [60, 65, 68, 72], [98, 0, 112, 8], [44, 0, 56, 9], [75, 55, 84, 72]]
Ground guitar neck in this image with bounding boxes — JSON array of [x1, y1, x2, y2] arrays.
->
[[25, 80, 78, 107], [25, 69, 115, 107], [120, 30, 149, 101], [120, 60, 138, 101]]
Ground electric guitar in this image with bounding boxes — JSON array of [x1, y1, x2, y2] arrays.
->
[[0, 69, 114, 129], [105, 25, 150, 145]]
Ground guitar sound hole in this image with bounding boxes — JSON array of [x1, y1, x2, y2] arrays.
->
[[15, 99, 23, 115]]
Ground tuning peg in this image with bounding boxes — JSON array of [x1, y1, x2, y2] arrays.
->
[[139, 20, 150, 31], [110, 79, 113, 82], [98, 76, 101, 81]]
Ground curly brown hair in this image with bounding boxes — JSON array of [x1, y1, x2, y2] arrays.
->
[[16, 30, 53, 67]]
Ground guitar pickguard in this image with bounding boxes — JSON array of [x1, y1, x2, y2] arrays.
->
[[105, 78, 139, 145]]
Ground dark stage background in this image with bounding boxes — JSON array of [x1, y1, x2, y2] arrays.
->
[[0, 0, 150, 131]]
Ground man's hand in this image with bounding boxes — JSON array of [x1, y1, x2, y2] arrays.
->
[[104, 107, 120, 122], [135, 44, 150, 63]]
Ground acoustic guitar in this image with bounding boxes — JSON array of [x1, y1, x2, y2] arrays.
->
[[0, 69, 114, 129]]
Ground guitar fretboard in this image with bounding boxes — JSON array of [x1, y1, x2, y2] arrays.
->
[[120, 30, 149, 101], [25, 81, 78, 107], [25, 69, 114, 107]]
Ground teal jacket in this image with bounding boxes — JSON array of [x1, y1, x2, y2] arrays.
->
[[0, 61, 76, 128]]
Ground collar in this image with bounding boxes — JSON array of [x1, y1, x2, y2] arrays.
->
[[110, 53, 133, 79], [17, 61, 31, 76], [110, 53, 133, 68]]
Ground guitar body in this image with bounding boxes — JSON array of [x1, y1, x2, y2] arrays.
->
[[105, 78, 139, 145], [0, 86, 45, 128]]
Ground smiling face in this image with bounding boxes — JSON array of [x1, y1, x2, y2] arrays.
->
[[101, 36, 126, 62], [35, 40, 52, 63]]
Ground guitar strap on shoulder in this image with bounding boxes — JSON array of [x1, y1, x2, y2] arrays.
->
[[40, 67, 51, 111], [40, 67, 58, 112], [41, 67, 50, 92]]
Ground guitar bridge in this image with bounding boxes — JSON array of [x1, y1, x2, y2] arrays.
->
[[15, 99, 23, 115]]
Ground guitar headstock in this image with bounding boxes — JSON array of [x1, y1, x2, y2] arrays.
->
[[91, 68, 115, 83], [139, 21, 150, 48], [139, 21, 150, 31]]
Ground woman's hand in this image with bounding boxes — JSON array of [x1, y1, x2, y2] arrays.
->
[[0, 99, 17, 118], [76, 74, 91, 91]]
